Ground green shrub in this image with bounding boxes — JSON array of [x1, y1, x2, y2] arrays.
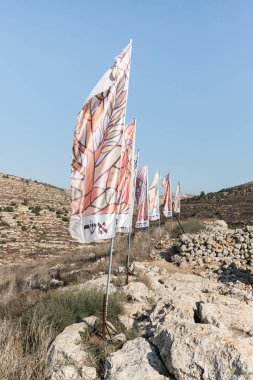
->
[[124, 327, 142, 341], [30, 206, 41, 215], [3, 206, 14, 212], [21, 226, 27, 232], [61, 216, 69, 222], [0, 219, 9, 227], [21, 289, 124, 336]]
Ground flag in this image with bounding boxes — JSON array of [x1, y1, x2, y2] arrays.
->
[[135, 166, 149, 228], [70, 41, 132, 243], [162, 173, 172, 217], [116, 119, 136, 233], [149, 170, 160, 221], [129, 150, 139, 229], [174, 181, 181, 213]]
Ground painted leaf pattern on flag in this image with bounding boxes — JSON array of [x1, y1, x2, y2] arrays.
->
[[162, 173, 172, 218], [70, 42, 132, 243], [135, 166, 149, 228], [116, 119, 136, 232]]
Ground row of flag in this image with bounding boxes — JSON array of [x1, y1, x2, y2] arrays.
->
[[136, 169, 181, 229], [70, 41, 181, 245]]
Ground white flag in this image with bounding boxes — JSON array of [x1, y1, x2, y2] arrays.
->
[[149, 170, 160, 221], [70, 41, 132, 243]]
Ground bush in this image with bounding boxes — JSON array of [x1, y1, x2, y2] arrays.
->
[[22, 199, 28, 206], [61, 216, 69, 222], [21, 226, 27, 232], [30, 206, 42, 215], [21, 289, 124, 336], [3, 206, 14, 212], [0, 219, 9, 227]]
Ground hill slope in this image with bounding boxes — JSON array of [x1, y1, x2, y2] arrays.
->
[[181, 182, 253, 226], [0, 173, 79, 265]]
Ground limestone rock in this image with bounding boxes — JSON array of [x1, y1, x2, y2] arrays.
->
[[152, 317, 253, 380], [48, 317, 97, 379], [104, 337, 172, 379], [199, 302, 253, 335]]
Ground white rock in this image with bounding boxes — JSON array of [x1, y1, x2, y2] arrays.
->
[[48, 317, 97, 378], [152, 318, 253, 380], [51, 365, 81, 380], [104, 337, 171, 379]]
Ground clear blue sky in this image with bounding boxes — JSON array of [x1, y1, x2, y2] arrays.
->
[[0, 0, 252, 194]]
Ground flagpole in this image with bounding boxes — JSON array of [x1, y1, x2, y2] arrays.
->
[[158, 216, 161, 241], [102, 238, 114, 336], [126, 228, 131, 285]]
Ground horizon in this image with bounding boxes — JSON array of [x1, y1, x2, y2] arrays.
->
[[0, 1, 253, 194]]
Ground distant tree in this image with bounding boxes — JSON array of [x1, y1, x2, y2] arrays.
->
[[200, 191, 205, 197]]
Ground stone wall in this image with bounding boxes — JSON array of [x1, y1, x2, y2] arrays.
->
[[172, 220, 253, 276]]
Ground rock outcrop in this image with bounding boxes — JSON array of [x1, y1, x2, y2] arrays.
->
[[104, 337, 172, 379], [48, 316, 97, 380]]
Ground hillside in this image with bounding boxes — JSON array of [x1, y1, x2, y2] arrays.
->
[[0, 173, 79, 265], [181, 182, 253, 226]]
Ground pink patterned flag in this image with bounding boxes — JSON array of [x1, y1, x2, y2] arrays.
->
[[174, 181, 181, 213], [135, 166, 149, 228], [149, 170, 160, 221], [70, 41, 132, 243], [162, 173, 172, 217], [116, 119, 136, 233]]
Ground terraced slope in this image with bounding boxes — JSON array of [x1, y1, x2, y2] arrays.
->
[[181, 182, 253, 227], [0, 173, 79, 265]]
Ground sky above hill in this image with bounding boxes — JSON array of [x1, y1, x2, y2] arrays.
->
[[0, 0, 252, 194]]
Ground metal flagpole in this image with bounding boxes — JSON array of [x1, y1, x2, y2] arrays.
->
[[158, 216, 161, 241], [105, 237, 114, 314], [102, 237, 115, 337], [126, 228, 131, 285]]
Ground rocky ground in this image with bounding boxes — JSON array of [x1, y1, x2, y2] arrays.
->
[[181, 182, 253, 227], [47, 220, 253, 380]]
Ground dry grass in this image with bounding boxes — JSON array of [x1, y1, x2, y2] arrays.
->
[[0, 287, 125, 380], [161, 218, 205, 238], [0, 221, 174, 379], [0, 317, 53, 380]]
